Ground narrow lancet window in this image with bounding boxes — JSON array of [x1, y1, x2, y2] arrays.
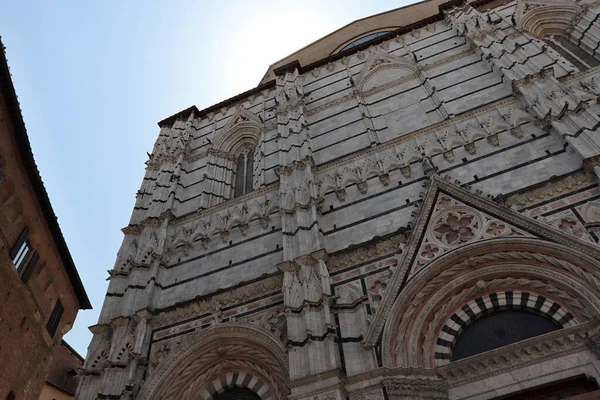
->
[[233, 147, 255, 198]]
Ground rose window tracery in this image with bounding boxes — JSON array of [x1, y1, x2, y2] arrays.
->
[[432, 209, 481, 247]]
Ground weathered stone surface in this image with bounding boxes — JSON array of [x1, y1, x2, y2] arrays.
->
[[78, 1, 600, 399]]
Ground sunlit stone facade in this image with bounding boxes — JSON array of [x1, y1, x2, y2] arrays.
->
[[78, 0, 600, 398]]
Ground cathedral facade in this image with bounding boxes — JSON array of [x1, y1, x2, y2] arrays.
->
[[77, 0, 600, 399]]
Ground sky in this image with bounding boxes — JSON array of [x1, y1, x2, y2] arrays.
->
[[1, 0, 417, 357]]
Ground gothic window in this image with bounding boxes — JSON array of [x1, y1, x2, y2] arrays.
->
[[452, 310, 561, 361], [545, 35, 600, 71], [213, 387, 262, 400], [233, 147, 255, 198]]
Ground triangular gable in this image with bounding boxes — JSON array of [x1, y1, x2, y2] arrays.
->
[[363, 174, 600, 347], [355, 50, 418, 93], [222, 107, 262, 134]]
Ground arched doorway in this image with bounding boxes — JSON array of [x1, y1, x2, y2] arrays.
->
[[137, 324, 289, 400]]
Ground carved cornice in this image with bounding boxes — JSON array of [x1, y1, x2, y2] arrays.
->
[[172, 183, 279, 226], [343, 323, 600, 393], [328, 233, 405, 272], [317, 97, 517, 174], [559, 64, 600, 84], [121, 224, 142, 235], [288, 368, 343, 389], [382, 376, 447, 398], [439, 320, 599, 386], [504, 170, 595, 210], [275, 156, 316, 176], [150, 275, 283, 328]]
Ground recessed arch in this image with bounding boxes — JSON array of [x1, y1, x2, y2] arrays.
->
[[213, 125, 260, 156], [434, 290, 573, 366], [137, 324, 289, 400], [213, 108, 262, 156], [381, 237, 600, 369], [516, 1, 582, 38], [355, 53, 420, 94]]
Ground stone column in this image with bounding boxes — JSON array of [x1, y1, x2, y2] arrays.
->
[[274, 65, 342, 397]]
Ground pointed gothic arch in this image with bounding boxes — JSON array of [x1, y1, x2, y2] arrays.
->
[[213, 108, 262, 155], [137, 324, 289, 400], [380, 237, 600, 368], [203, 108, 263, 206]]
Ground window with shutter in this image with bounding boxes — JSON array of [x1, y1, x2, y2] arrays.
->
[[10, 227, 30, 269], [20, 250, 40, 283], [46, 300, 64, 337]]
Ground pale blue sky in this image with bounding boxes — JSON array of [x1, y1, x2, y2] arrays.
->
[[1, 0, 416, 356]]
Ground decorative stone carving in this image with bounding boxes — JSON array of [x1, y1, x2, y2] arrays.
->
[[137, 325, 289, 400], [382, 377, 448, 399], [432, 208, 481, 247], [363, 175, 600, 351], [440, 322, 597, 385]]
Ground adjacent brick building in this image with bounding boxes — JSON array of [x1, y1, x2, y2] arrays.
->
[[38, 341, 83, 400], [0, 38, 91, 400]]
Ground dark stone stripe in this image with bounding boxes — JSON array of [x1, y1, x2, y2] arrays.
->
[[534, 295, 546, 311], [451, 314, 466, 327], [559, 312, 574, 325], [547, 302, 561, 317], [505, 291, 513, 306], [475, 297, 488, 315], [462, 304, 476, 319], [340, 335, 364, 343], [490, 293, 500, 310], [442, 325, 458, 336], [241, 374, 253, 387], [520, 292, 530, 308]]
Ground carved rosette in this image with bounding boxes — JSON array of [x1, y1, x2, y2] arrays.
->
[[415, 196, 530, 268]]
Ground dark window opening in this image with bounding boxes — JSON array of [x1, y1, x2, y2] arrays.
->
[[213, 387, 262, 400], [20, 250, 40, 284], [46, 300, 64, 338], [339, 31, 393, 53], [452, 310, 561, 361], [233, 148, 255, 198]]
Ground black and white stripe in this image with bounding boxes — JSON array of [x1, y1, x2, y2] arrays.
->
[[199, 372, 273, 400], [434, 291, 577, 366]]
